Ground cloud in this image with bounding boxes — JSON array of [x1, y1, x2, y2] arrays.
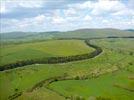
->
[[17, 0, 44, 8], [51, 16, 66, 24], [0, 0, 86, 14], [34, 15, 46, 24], [17, 15, 46, 28], [0, 0, 134, 32], [68, 1, 94, 10], [0, 0, 45, 14], [91, 0, 126, 15], [64, 8, 77, 17], [0, 4, 7, 13], [112, 8, 134, 16], [83, 15, 92, 21], [127, 0, 134, 9], [1, 14, 47, 31]]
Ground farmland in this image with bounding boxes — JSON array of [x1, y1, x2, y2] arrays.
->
[[0, 40, 94, 66], [0, 29, 134, 100]]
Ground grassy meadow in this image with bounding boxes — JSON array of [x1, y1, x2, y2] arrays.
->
[[0, 38, 133, 100], [0, 40, 94, 66]]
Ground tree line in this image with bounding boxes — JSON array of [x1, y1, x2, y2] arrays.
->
[[0, 40, 102, 71]]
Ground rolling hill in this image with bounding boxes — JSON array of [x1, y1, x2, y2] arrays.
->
[[55, 28, 134, 39], [0, 29, 134, 41]]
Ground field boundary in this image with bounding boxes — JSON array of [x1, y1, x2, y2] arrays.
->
[[0, 40, 102, 71]]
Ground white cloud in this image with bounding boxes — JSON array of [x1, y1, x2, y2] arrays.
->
[[64, 8, 77, 17], [20, 14, 46, 28], [0, 0, 45, 13], [102, 19, 109, 24], [1, 14, 46, 30], [34, 15, 46, 24], [50, 9, 67, 24], [51, 16, 66, 24], [112, 8, 134, 16], [91, 0, 126, 15], [1, 0, 134, 32], [67, 0, 134, 19], [0, 4, 6, 13], [127, 0, 134, 9], [84, 15, 92, 21], [69, 1, 94, 10], [100, 17, 134, 29], [80, 1, 94, 9], [0, 2, 13, 13], [18, 0, 44, 8]]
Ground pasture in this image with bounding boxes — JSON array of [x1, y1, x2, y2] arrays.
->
[[0, 38, 134, 100], [0, 40, 94, 66]]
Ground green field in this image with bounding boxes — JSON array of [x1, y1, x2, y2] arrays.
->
[[0, 38, 134, 100], [0, 40, 94, 66], [49, 70, 134, 100]]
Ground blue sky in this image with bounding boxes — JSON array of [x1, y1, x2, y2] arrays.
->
[[0, 0, 134, 32]]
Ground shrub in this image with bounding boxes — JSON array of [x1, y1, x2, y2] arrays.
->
[[128, 62, 133, 65], [75, 76, 80, 80], [129, 52, 133, 56]]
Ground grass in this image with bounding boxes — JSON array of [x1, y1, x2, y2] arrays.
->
[[0, 38, 133, 100], [47, 38, 134, 100], [48, 70, 134, 100], [15, 87, 65, 100], [0, 40, 94, 66]]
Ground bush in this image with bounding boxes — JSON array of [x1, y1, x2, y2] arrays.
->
[[129, 52, 133, 56], [128, 62, 133, 65], [75, 76, 80, 80]]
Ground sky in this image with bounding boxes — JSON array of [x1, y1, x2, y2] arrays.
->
[[0, 0, 134, 32]]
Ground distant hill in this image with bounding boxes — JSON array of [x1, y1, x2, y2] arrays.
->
[[0, 32, 37, 39], [125, 29, 134, 32], [55, 28, 134, 39], [0, 31, 59, 40], [0, 29, 134, 41]]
